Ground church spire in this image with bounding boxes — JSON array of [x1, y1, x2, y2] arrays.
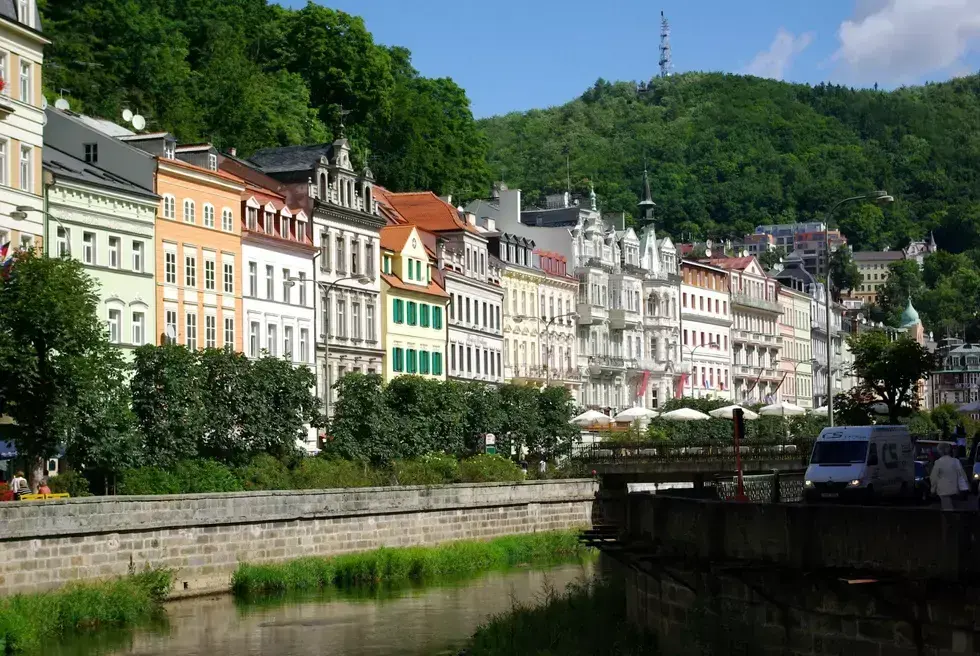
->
[[637, 169, 656, 224]]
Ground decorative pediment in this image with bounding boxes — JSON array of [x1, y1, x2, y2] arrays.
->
[[245, 196, 261, 209]]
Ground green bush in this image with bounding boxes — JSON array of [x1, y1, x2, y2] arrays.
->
[[391, 453, 460, 485], [236, 454, 294, 491], [0, 568, 173, 653], [118, 467, 180, 495], [458, 454, 524, 483], [47, 471, 92, 497], [172, 460, 242, 493], [292, 458, 381, 490], [231, 530, 591, 595]]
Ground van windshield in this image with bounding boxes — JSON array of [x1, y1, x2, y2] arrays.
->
[[811, 440, 869, 466]]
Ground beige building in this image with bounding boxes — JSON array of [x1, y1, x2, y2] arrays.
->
[[852, 250, 903, 305], [0, 1, 47, 252]]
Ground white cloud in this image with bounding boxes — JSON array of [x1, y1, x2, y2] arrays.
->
[[744, 28, 815, 80], [834, 0, 980, 85]]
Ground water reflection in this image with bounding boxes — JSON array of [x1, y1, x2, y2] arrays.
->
[[52, 563, 593, 656]]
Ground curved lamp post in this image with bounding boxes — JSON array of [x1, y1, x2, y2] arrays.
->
[[513, 311, 580, 385], [12, 205, 70, 255], [824, 191, 894, 426]]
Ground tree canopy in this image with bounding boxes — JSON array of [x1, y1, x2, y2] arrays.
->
[[847, 331, 935, 423], [39, 0, 490, 198]]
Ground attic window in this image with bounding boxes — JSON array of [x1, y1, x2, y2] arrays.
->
[[83, 143, 98, 164], [208, 153, 217, 171]]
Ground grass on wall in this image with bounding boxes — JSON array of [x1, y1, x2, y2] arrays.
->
[[0, 568, 173, 654], [231, 530, 593, 596]]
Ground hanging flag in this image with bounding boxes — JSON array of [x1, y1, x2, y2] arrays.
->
[[675, 372, 688, 399], [0, 241, 9, 264]]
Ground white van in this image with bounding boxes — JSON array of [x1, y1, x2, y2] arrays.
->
[[803, 425, 914, 503]]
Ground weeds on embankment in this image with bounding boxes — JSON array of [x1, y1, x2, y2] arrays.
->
[[466, 576, 658, 655], [231, 530, 593, 596], [0, 568, 173, 654]]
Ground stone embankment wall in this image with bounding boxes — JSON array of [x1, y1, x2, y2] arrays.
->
[[0, 480, 597, 597]]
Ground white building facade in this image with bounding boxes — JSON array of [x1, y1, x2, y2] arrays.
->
[[680, 260, 733, 400]]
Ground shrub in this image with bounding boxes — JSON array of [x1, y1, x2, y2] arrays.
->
[[118, 467, 180, 495], [292, 458, 381, 490], [172, 460, 242, 493], [391, 453, 460, 485], [458, 454, 524, 483], [47, 471, 92, 497], [236, 454, 294, 491]]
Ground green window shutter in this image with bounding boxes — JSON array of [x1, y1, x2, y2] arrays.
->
[[420, 304, 430, 327], [416, 260, 422, 281], [407, 259, 413, 281], [407, 301, 417, 326], [393, 299, 402, 323], [432, 306, 442, 330], [407, 349, 417, 373], [420, 351, 430, 375], [393, 347, 403, 372], [432, 352, 442, 376]]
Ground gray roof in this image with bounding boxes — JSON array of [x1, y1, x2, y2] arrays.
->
[[520, 206, 581, 227], [43, 145, 158, 200], [248, 143, 336, 174], [853, 250, 904, 262], [70, 114, 134, 138], [0, 0, 42, 32]]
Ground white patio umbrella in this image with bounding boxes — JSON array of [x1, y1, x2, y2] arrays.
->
[[708, 405, 759, 421], [758, 401, 807, 417], [571, 409, 611, 427], [660, 408, 711, 421], [613, 407, 659, 422], [811, 405, 829, 417]]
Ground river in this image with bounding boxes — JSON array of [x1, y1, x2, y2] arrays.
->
[[51, 563, 594, 656]]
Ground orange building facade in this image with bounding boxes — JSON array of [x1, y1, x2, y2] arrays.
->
[[154, 158, 245, 351]]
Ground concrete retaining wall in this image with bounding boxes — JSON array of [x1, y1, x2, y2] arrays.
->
[[0, 480, 597, 597]]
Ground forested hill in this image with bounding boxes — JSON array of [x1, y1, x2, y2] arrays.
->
[[38, 0, 490, 199], [480, 72, 980, 253]]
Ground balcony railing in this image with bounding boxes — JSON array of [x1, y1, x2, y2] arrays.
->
[[732, 293, 781, 314], [609, 308, 642, 330]]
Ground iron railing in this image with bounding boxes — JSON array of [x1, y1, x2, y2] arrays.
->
[[575, 441, 814, 465]]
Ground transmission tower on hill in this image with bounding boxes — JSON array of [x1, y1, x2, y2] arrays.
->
[[659, 10, 672, 78]]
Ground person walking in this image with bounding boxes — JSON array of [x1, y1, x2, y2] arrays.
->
[[931, 444, 969, 511], [9, 471, 29, 500]]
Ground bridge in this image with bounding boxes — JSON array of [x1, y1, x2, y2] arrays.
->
[[585, 493, 980, 654]]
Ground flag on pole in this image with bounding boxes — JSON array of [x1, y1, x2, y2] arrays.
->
[[0, 241, 9, 264]]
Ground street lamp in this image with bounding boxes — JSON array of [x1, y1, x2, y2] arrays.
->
[[11, 205, 70, 255], [824, 191, 893, 426], [684, 341, 720, 398], [513, 311, 579, 385]]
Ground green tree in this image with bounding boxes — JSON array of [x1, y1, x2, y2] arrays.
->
[[326, 372, 396, 464], [0, 252, 130, 485], [498, 384, 541, 459], [876, 259, 925, 325], [757, 247, 786, 271], [828, 247, 862, 300], [534, 386, 578, 458], [461, 382, 504, 454], [847, 331, 936, 423]]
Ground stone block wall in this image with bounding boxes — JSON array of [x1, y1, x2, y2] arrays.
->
[[0, 480, 596, 597]]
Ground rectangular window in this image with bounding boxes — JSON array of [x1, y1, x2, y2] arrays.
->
[[249, 322, 260, 357], [483, 302, 488, 328], [366, 242, 374, 278], [300, 328, 309, 362], [432, 306, 442, 330], [0, 53, 6, 99], [392, 347, 404, 372], [131, 241, 143, 272], [415, 260, 422, 281], [336, 300, 346, 338], [432, 352, 443, 376], [267, 324, 277, 357], [165, 251, 177, 284], [107, 236, 120, 268], [107, 309, 120, 343], [406, 349, 418, 374], [19, 60, 30, 103], [205, 315, 216, 348], [183, 199, 195, 224], [204, 204, 215, 228], [284, 326, 293, 359], [185, 312, 198, 350], [484, 350, 489, 374], [406, 258, 414, 281], [165, 310, 177, 344], [0, 138, 7, 186], [467, 347, 472, 373], [205, 259, 216, 291], [366, 304, 376, 341], [420, 304, 430, 328], [208, 153, 217, 171], [82, 232, 95, 264], [475, 348, 481, 374], [393, 298, 404, 324], [223, 262, 234, 294], [283, 268, 291, 303], [350, 240, 359, 274], [419, 351, 430, 375], [224, 317, 235, 350], [132, 312, 144, 345], [185, 254, 197, 288], [298, 272, 307, 306], [222, 209, 233, 232], [352, 303, 361, 340], [466, 298, 471, 323], [407, 301, 417, 326], [163, 196, 175, 220], [265, 265, 274, 299], [335, 235, 346, 273]]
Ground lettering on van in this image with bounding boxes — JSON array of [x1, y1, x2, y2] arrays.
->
[[881, 443, 900, 469]]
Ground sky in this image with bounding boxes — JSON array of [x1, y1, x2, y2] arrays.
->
[[282, 0, 980, 118]]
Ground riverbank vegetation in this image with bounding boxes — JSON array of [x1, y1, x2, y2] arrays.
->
[[466, 576, 657, 655], [231, 530, 592, 596], [0, 568, 172, 654]]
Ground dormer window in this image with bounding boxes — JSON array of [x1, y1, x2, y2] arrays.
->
[[208, 153, 217, 171], [264, 211, 275, 235], [17, 0, 30, 27], [164, 142, 175, 159], [246, 207, 258, 231]]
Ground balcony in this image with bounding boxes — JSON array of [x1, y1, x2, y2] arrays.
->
[[592, 355, 626, 372], [609, 308, 642, 330], [760, 334, 783, 347], [731, 293, 781, 315], [583, 257, 614, 273], [732, 329, 762, 345], [577, 303, 607, 325], [644, 315, 675, 330], [734, 364, 763, 378]]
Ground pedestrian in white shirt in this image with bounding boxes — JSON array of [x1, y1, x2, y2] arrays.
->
[[9, 471, 29, 500], [931, 444, 968, 511]]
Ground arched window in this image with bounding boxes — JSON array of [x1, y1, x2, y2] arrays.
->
[[162, 194, 176, 220], [203, 203, 215, 228], [183, 199, 195, 224], [221, 208, 233, 232], [364, 184, 372, 211], [318, 173, 327, 200]]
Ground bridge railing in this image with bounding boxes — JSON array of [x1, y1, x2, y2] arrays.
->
[[574, 440, 814, 465]]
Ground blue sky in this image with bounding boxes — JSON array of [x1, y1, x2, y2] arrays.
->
[[282, 1, 980, 118]]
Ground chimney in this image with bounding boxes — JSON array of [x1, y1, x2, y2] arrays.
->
[[229, 147, 237, 157], [484, 217, 496, 232], [440, 194, 452, 205], [464, 212, 477, 227]]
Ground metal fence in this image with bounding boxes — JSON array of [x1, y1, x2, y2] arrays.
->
[[574, 441, 813, 466], [711, 472, 805, 503]]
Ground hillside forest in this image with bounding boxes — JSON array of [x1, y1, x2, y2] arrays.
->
[[37, 1, 980, 337]]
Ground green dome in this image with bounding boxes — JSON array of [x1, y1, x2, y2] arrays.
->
[[900, 297, 920, 328]]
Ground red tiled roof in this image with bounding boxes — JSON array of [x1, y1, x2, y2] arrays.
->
[[377, 190, 480, 235], [379, 225, 416, 253], [702, 256, 755, 271], [160, 157, 245, 185], [381, 273, 449, 298]]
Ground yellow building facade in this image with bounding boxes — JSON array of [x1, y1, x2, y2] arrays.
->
[[379, 225, 448, 382]]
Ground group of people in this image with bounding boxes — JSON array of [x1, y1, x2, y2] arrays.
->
[[5, 471, 51, 500]]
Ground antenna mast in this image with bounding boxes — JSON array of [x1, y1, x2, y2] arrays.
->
[[659, 10, 672, 78]]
